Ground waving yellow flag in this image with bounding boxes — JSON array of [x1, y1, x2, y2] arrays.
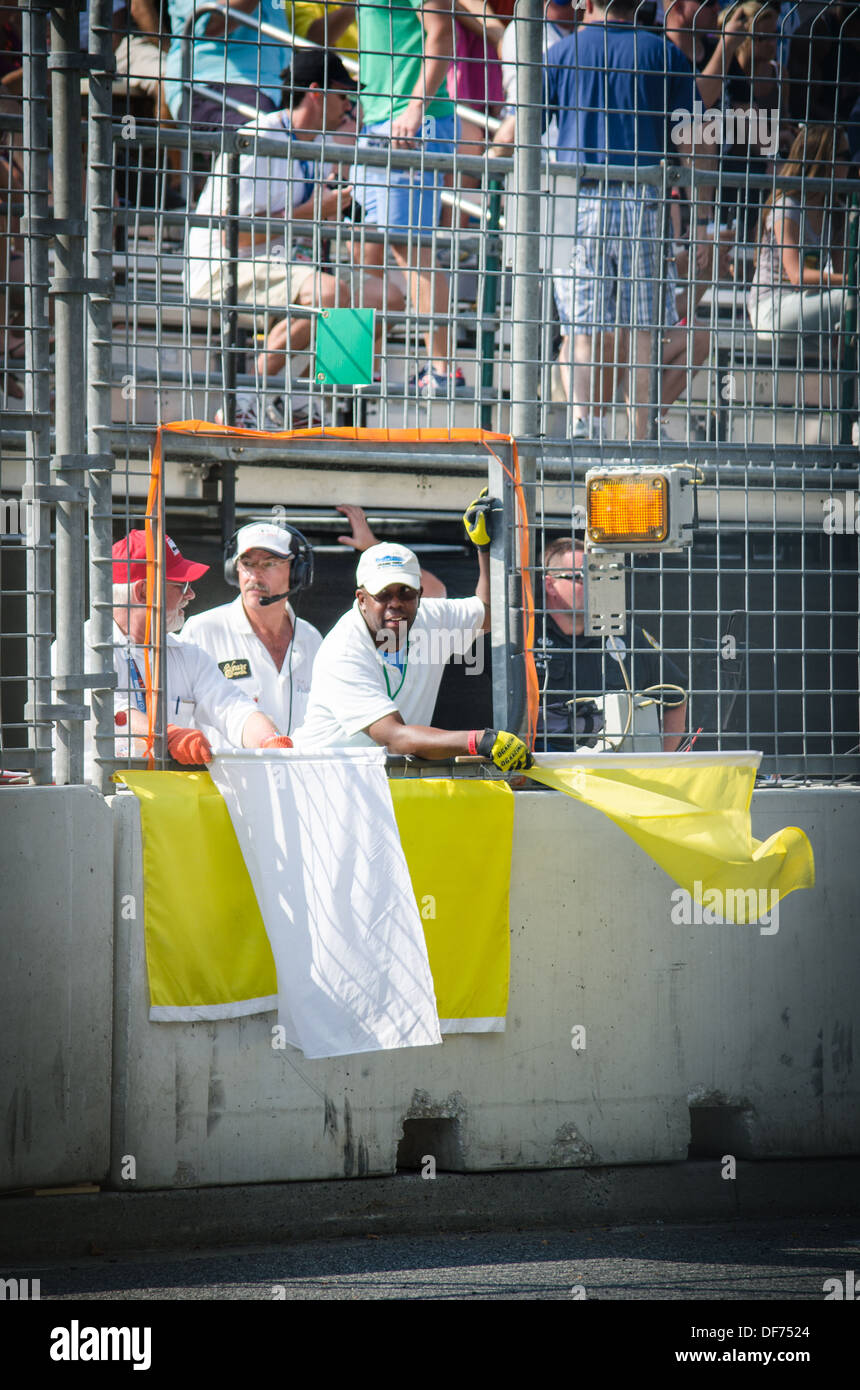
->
[[525, 753, 814, 923]]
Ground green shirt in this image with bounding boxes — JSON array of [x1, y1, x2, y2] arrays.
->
[[358, 0, 454, 127]]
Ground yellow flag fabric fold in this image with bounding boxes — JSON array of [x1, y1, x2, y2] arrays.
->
[[390, 779, 514, 1031], [525, 755, 814, 921], [117, 771, 513, 1030], [117, 771, 276, 1019]]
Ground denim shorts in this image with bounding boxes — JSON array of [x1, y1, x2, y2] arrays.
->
[[353, 113, 457, 234]]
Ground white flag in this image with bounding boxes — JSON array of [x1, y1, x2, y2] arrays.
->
[[210, 748, 442, 1059]]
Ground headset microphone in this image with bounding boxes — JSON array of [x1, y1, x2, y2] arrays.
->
[[258, 590, 291, 607]]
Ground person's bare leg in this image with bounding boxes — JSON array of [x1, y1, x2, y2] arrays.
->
[[572, 331, 613, 426], [440, 114, 484, 232], [661, 326, 709, 410], [256, 266, 406, 379], [391, 241, 450, 374], [624, 328, 654, 439]]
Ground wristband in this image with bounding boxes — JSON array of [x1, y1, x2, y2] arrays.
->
[[468, 729, 480, 756]]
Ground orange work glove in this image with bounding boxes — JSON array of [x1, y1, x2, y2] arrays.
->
[[261, 735, 293, 749], [166, 724, 213, 765]]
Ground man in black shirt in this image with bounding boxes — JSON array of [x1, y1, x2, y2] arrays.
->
[[535, 537, 688, 752]]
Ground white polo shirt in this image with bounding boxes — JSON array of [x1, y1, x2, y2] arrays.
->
[[294, 595, 486, 749], [55, 619, 261, 782], [181, 595, 322, 742]]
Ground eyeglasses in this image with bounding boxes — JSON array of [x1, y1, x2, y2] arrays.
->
[[549, 570, 584, 581], [167, 579, 193, 596], [238, 556, 289, 574]]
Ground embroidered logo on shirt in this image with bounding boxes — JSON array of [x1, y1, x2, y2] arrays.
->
[[218, 658, 251, 680]]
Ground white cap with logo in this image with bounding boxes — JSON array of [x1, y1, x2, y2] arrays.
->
[[356, 543, 421, 596], [236, 522, 295, 559]]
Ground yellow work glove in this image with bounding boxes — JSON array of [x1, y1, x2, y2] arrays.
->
[[475, 728, 533, 771], [462, 487, 497, 550]]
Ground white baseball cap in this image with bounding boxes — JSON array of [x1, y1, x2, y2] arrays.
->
[[236, 523, 294, 559], [356, 543, 421, 595]]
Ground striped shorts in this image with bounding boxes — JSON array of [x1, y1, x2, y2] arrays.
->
[[554, 184, 678, 335]]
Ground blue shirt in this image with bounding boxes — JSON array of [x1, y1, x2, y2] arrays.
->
[[544, 22, 697, 168], [165, 0, 292, 119]]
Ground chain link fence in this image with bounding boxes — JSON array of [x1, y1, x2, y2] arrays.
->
[[0, 0, 857, 786]]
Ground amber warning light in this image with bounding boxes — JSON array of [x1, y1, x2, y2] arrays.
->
[[585, 467, 694, 552]]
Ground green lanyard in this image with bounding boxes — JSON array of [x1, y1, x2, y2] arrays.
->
[[381, 647, 408, 700]]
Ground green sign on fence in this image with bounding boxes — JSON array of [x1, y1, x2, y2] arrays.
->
[[314, 307, 375, 386]]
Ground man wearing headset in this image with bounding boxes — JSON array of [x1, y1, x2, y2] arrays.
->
[[180, 517, 323, 747], [180, 505, 446, 743], [537, 536, 688, 752]]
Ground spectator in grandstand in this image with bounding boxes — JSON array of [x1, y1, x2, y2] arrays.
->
[[713, 0, 782, 231], [747, 124, 854, 428], [79, 2, 170, 122], [352, 0, 466, 397], [441, 0, 508, 242], [286, 3, 359, 56], [294, 493, 532, 770], [492, 0, 710, 441], [180, 504, 445, 738], [186, 48, 404, 429], [56, 530, 292, 781], [781, 1, 860, 128], [664, 0, 748, 108], [499, 0, 577, 117], [164, 0, 294, 128], [536, 537, 688, 752]]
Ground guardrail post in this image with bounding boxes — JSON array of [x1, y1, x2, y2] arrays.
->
[[20, 1, 54, 783], [88, 0, 120, 793], [48, 2, 89, 784]]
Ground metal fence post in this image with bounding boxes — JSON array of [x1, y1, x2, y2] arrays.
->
[[87, 0, 119, 793], [486, 446, 522, 735], [504, 0, 543, 737], [220, 147, 240, 544], [49, 2, 89, 784], [20, 2, 54, 784]]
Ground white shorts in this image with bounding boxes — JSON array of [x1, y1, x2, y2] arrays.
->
[[193, 255, 334, 327]]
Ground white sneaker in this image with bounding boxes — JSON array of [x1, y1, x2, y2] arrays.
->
[[571, 415, 605, 442], [280, 392, 323, 428], [214, 392, 258, 429]]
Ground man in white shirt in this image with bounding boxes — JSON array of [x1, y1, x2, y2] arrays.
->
[[295, 494, 533, 770], [84, 531, 291, 781], [180, 505, 446, 741], [180, 517, 322, 745]]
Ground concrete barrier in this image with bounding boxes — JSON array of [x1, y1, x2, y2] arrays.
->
[[0, 788, 113, 1190], [107, 785, 860, 1190]]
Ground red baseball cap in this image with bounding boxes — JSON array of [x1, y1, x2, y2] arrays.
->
[[111, 530, 210, 585]]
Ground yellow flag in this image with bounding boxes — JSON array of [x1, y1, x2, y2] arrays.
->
[[525, 756, 814, 922], [116, 771, 276, 1018], [117, 772, 514, 1028], [390, 779, 514, 1030]]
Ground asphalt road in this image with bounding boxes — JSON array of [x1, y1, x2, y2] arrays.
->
[[16, 1216, 860, 1301]]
